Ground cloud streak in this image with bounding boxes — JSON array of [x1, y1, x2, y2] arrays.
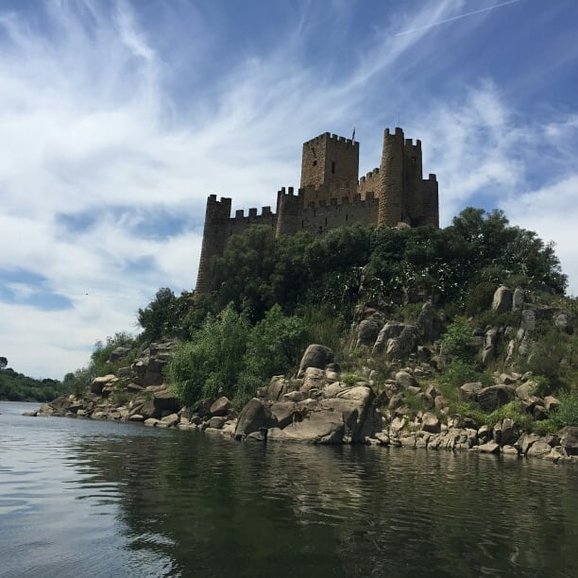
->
[[0, 0, 575, 377]]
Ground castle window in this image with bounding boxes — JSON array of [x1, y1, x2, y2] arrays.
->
[[325, 217, 327, 226], [312, 160, 317, 166], [301, 220, 304, 229], [346, 214, 349, 222], [331, 161, 336, 174]]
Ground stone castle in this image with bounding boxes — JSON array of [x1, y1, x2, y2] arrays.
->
[[195, 127, 439, 293]]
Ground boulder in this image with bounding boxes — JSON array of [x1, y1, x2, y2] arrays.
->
[[416, 301, 439, 342], [527, 440, 552, 458], [491, 285, 512, 313], [109, 346, 131, 362], [512, 287, 525, 311], [302, 367, 325, 392], [554, 312, 573, 334], [160, 413, 180, 427], [459, 382, 483, 402], [268, 412, 345, 444], [153, 389, 180, 414], [559, 426, 578, 456], [90, 374, 117, 395], [477, 385, 515, 412], [515, 432, 541, 455], [544, 396, 560, 413], [319, 386, 374, 441], [478, 441, 500, 454], [207, 416, 226, 430], [421, 412, 441, 434], [209, 396, 232, 417], [270, 401, 296, 429], [356, 318, 381, 347], [234, 398, 272, 440], [298, 344, 334, 375]]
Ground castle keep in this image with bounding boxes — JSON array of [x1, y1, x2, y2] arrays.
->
[[195, 127, 439, 293]]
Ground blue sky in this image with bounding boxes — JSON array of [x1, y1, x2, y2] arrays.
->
[[1, 0, 577, 378]]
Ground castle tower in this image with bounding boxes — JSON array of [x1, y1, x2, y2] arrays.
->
[[195, 195, 232, 293], [378, 127, 439, 227], [300, 132, 359, 204], [378, 127, 405, 227]]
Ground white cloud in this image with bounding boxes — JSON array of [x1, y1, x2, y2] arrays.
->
[[0, 0, 575, 378], [502, 175, 578, 296]]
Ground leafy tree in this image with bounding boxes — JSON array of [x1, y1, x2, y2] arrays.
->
[[0, 356, 7, 370], [138, 288, 182, 342]]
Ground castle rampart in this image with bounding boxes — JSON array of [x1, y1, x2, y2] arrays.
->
[[195, 128, 439, 292]]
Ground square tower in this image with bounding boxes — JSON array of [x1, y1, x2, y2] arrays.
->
[[300, 132, 359, 201]]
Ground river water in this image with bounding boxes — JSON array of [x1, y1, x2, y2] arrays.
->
[[1, 401, 577, 577]]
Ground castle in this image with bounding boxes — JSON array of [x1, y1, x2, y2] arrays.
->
[[195, 127, 439, 293]]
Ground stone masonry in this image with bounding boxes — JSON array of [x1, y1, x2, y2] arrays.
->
[[195, 127, 439, 293]]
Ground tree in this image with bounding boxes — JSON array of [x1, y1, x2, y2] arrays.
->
[[138, 288, 180, 342], [0, 356, 7, 370]]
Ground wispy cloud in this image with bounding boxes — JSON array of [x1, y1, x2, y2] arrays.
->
[[0, 0, 575, 376]]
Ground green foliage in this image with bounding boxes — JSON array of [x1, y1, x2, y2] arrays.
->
[[550, 390, 578, 429], [521, 327, 567, 387], [451, 401, 489, 426], [243, 305, 308, 382], [168, 305, 251, 405], [404, 390, 424, 413], [486, 401, 534, 430], [0, 366, 67, 402], [138, 288, 193, 342], [168, 304, 307, 407], [441, 318, 474, 360], [297, 304, 346, 355], [464, 281, 498, 315], [438, 359, 491, 393]]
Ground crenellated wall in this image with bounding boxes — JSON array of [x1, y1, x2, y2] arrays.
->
[[195, 128, 439, 292]]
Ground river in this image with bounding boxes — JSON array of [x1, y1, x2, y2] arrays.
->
[[1, 401, 577, 577]]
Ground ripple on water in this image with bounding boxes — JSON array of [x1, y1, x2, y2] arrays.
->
[[2, 403, 578, 578]]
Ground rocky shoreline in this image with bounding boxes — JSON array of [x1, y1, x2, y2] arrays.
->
[[28, 341, 578, 465]]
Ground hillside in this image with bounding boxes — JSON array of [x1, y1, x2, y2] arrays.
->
[[33, 208, 578, 460], [0, 358, 67, 402]]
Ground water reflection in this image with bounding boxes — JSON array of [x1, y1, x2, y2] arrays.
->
[[63, 428, 578, 578]]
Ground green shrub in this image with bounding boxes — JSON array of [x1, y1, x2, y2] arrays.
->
[[486, 401, 533, 430], [168, 304, 308, 407], [168, 305, 250, 406], [439, 359, 491, 390], [441, 318, 475, 360], [550, 390, 578, 428], [244, 305, 307, 381], [464, 281, 497, 316]]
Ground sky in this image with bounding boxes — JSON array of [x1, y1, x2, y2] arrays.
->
[[1, 0, 577, 379]]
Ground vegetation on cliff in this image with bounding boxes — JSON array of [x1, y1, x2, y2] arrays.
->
[[60, 207, 578, 441]]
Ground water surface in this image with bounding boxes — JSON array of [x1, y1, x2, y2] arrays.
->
[[1, 401, 577, 577]]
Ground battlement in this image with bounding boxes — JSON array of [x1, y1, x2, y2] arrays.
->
[[303, 132, 358, 148], [232, 205, 273, 223]]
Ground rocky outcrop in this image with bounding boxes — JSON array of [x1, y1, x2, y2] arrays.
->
[[298, 344, 335, 375]]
